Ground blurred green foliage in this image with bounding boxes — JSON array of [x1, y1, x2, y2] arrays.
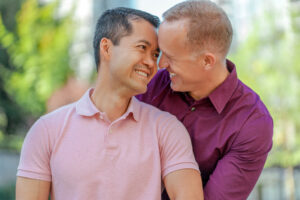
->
[[0, 183, 15, 200], [0, 0, 22, 31], [229, 4, 300, 168], [0, 0, 299, 171], [0, 0, 74, 146]]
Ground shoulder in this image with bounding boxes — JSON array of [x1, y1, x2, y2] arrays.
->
[[231, 81, 273, 148], [36, 102, 77, 134], [136, 99, 188, 138], [40, 102, 76, 123], [137, 98, 176, 121], [237, 80, 272, 119]]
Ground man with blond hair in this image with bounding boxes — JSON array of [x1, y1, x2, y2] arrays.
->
[[138, 1, 273, 199]]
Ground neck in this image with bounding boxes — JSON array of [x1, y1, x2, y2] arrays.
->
[[189, 60, 229, 100], [91, 70, 132, 122]]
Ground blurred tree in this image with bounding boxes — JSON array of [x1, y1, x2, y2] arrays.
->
[[229, 1, 300, 199], [0, 0, 74, 140], [0, 0, 25, 139], [0, 0, 23, 31]]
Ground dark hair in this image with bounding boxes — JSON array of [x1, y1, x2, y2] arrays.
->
[[163, 0, 233, 56], [93, 7, 160, 71]]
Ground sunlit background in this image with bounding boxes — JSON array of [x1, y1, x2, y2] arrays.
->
[[0, 0, 300, 199]]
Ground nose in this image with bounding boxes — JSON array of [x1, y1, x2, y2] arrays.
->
[[143, 53, 157, 69], [158, 53, 169, 69]]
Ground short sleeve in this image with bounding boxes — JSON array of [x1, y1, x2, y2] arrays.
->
[[158, 115, 199, 178], [17, 118, 52, 181]]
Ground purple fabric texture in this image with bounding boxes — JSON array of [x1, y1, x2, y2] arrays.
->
[[137, 60, 273, 200]]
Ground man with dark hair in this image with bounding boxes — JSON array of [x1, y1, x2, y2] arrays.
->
[[93, 7, 161, 70], [16, 7, 203, 200], [138, 1, 273, 199]]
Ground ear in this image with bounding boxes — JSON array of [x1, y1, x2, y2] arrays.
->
[[203, 52, 216, 71], [99, 37, 113, 61]]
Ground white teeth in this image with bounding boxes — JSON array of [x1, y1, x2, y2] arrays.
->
[[136, 70, 148, 77], [170, 73, 176, 78]]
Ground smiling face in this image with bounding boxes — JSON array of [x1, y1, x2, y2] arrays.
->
[[107, 19, 159, 95], [158, 19, 208, 94]]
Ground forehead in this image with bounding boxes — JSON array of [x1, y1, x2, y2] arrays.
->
[[158, 20, 189, 53]]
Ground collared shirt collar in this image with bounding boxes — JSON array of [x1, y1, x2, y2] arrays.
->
[[208, 59, 239, 114], [76, 88, 140, 121], [123, 96, 140, 122], [76, 88, 100, 117], [171, 60, 239, 114]]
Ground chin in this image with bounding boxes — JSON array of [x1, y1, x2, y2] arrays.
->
[[134, 86, 147, 95], [138, 88, 147, 94]]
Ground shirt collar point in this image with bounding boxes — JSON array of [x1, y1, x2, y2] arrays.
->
[[75, 88, 100, 117], [207, 59, 238, 113], [127, 97, 140, 122]]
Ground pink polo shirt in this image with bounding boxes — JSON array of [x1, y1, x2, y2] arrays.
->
[[17, 88, 199, 200]]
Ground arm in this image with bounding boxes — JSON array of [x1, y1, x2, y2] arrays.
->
[[17, 118, 53, 199], [158, 114, 203, 200], [164, 169, 203, 200], [204, 114, 273, 199], [16, 177, 51, 200]]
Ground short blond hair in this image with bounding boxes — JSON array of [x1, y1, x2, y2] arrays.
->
[[163, 0, 233, 56]]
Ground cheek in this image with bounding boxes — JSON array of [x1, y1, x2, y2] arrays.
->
[[175, 64, 197, 81], [153, 64, 158, 73], [173, 63, 187, 74]]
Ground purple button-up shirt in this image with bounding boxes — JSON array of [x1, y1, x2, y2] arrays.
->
[[137, 60, 273, 200]]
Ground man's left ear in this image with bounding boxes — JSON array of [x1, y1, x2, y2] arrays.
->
[[203, 53, 216, 71], [100, 37, 113, 61]]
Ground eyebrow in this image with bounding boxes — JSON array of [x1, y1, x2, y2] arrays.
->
[[137, 39, 160, 52], [137, 39, 151, 46]]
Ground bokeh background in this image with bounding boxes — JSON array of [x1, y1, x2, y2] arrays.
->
[[0, 0, 299, 199]]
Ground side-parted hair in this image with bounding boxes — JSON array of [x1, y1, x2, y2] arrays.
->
[[93, 7, 160, 71], [163, 0, 233, 56]]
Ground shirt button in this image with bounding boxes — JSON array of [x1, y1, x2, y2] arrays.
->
[[191, 107, 196, 111]]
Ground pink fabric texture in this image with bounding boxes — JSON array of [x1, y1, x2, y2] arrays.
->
[[17, 88, 199, 200]]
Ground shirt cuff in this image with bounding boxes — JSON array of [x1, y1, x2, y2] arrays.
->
[[17, 169, 51, 182], [162, 162, 200, 178]]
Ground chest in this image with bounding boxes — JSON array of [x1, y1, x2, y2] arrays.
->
[[49, 120, 161, 188], [157, 94, 247, 178]]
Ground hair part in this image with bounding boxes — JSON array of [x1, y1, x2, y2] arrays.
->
[[93, 7, 160, 71], [163, 0, 233, 56]]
